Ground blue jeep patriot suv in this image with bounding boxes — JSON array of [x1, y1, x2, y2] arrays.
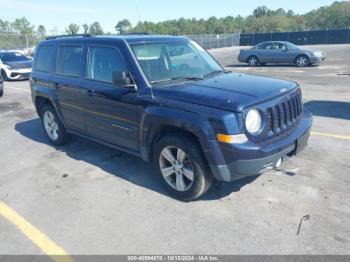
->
[[30, 34, 312, 200]]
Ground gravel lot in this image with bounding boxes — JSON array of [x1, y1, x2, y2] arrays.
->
[[0, 44, 349, 256]]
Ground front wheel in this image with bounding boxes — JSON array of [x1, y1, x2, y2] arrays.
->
[[1, 70, 8, 81], [153, 134, 213, 201], [295, 55, 310, 67], [40, 104, 70, 146]]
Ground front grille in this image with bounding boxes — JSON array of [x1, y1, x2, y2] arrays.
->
[[267, 92, 303, 136]]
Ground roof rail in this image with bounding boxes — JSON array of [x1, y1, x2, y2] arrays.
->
[[118, 32, 149, 35], [45, 34, 93, 40]]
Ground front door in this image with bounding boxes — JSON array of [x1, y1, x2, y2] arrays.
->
[[83, 45, 141, 152]]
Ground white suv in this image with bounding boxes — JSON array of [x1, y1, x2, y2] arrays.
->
[[0, 52, 32, 80]]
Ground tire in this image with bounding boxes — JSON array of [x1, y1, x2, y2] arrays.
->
[[295, 55, 310, 67], [0, 89, 3, 97], [40, 104, 70, 146], [247, 56, 259, 66], [153, 134, 213, 201], [1, 70, 8, 81]]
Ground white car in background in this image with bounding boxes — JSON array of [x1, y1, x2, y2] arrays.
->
[[0, 51, 32, 80]]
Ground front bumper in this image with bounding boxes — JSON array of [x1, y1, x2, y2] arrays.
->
[[5, 68, 31, 80], [210, 111, 312, 182], [310, 55, 326, 64]]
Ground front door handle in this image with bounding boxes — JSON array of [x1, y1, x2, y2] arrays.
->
[[87, 89, 95, 97]]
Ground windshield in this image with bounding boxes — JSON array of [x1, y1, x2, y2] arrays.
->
[[130, 40, 223, 84], [0, 52, 30, 62]]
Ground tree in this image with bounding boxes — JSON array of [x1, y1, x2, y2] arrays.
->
[[37, 25, 46, 36], [65, 23, 80, 34], [253, 6, 269, 18], [82, 23, 89, 34], [89, 22, 104, 35], [11, 17, 34, 34], [115, 19, 132, 34], [0, 19, 12, 33]]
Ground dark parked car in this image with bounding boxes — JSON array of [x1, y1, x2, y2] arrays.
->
[[238, 41, 326, 67], [30, 34, 312, 200], [0, 51, 32, 80]]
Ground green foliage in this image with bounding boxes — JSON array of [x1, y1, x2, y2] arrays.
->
[[129, 1, 349, 34], [11, 17, 34, 34], [37, 25, 46, 36], [115, 19, 132, 34], [89, 22, 104, 35], [82, 24, 89, 34], [65, 23, 80, 34]]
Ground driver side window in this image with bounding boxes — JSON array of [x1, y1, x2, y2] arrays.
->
[[86, 46, 127, 83]]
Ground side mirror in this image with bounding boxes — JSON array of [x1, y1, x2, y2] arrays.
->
[[112, 71, 135, 89]]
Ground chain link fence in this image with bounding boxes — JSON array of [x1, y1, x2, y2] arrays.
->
[[187, 33, 240, 49], [240, 28, 350, 46], [0, 34, 45, 55]]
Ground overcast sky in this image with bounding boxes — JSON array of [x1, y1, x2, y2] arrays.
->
[[0, 0, 336, 33]]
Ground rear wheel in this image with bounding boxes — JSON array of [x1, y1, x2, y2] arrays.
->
[[153, 134, 213, 201], [40, 104, 70, 145], [247, 56, 259, 66], [295, 55, 310, 67]]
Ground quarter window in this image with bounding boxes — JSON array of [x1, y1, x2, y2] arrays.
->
[[56, 46, 83, 77], [36, 46, 55, 72], [87, 46, 127, 83]]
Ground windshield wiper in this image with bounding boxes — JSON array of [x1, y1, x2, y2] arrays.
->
[[150, 76, 203, 84], [202, 70, 229, 78]]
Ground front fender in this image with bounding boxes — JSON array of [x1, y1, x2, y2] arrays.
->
[[139, 105, 226, 166]]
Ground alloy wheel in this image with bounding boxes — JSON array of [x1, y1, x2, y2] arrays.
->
[[296, 56, 308, 67], [43, 111, 59, 141], [159, 146, 194, 192]]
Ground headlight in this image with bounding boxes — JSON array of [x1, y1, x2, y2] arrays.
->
[[4, 64, 13, 70], [245, 109, 262, 134], [313, 52, 323, 57]]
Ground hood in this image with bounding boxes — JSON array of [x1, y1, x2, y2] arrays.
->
[[153, 73, 298, 112], [4, 60, 32, 69]]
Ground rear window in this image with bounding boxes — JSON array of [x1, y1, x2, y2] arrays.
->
[[56, 45, 83, 77], [35, 46, 55, 72]]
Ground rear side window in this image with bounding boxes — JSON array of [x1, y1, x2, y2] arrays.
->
[[56, 46, 83, 77], [35, 46, 55, 72], [86, 46, 127, 83]]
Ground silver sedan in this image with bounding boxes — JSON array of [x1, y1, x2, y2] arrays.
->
[[238, 41, 326, 67]]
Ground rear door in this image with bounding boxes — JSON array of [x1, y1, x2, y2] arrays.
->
[[256, 42, 273, 63], [52, 44, 86, 133]]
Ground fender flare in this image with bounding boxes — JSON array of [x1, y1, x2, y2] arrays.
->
[[139, 106, 219, 163]]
